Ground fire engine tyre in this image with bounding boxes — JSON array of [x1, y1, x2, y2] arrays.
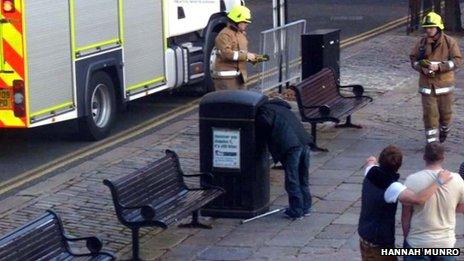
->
[[203, 30, 219, 93], [78, 72, 116, 141]]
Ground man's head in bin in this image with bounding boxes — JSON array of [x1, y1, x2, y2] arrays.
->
[[257, 98, 315, 219]]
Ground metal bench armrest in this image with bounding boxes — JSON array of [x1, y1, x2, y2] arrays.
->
[[301, 104, 331, 117], [64, 235, 103, 254], [338, 84, 365, 97], [70, 252, 115, 260], [118, 203, 144, 210], [183, 172, 224, 191], [183, 172, 214, 178], [340, 95, 373, 101], [118, 203, 158, 222], [301, 104, 326, 110], [187, 184, 225, 192]]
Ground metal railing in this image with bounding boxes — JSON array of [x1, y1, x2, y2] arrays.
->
[[259, 20, 307, 92]]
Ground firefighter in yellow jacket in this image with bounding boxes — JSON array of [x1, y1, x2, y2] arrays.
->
[[410, 12, 462, 143], [213, 5, 258, 90]]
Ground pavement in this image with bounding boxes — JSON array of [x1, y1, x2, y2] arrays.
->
[[0, 26, 464, 260]]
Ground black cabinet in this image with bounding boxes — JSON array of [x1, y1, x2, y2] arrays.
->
[[302, 29, 341, 83]]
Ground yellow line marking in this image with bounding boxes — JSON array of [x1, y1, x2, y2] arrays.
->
[[30, 102, 74, 118], [0, 99, 200, 195]]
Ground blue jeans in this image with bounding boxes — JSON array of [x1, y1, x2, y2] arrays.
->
[[281, 145, 312, 217], [403, 240, 456, 261]]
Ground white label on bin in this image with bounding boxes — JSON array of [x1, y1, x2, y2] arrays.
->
[[212, 128, 240, 169]]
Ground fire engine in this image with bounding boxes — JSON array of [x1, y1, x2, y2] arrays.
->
[[0, 0, 242, 139]]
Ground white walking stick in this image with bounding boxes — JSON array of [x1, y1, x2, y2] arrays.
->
[[240, 208, 284, 224]]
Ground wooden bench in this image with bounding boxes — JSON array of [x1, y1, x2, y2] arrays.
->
[[291, 68, 373, 151], [0, 210, 114, 260], [103, 150, 224, 260]]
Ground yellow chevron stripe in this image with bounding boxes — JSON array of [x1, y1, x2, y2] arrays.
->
[[0, 1, 26, 128], [0, 61, 23, 86], [3, 22, 23, 57], [0, 110, 25, 126]]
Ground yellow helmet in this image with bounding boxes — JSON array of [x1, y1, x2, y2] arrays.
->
[[422, 12, 444, 30], [227, 5, 252, 24]]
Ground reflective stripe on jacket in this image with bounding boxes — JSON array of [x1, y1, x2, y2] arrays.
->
[[214, 25, 249, 82], [410, 33, 462, 95]]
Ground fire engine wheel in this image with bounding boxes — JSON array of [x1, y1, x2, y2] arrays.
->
[[78, 72, 116, 141]]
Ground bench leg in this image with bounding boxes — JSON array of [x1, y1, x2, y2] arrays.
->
[[132, 228, 140, 261], [178, 210, 212, 229], [310, 123, 329, 152], [335, 115, 362, 129]]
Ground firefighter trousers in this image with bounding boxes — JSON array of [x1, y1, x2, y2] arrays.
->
[[421, 92, 453, 143], [213, 76, 246, 91]]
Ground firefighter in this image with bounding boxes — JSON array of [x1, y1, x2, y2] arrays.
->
[[212, 5, 258, 90], [410, 12, 462, 143]]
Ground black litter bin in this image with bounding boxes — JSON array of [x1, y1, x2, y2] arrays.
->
[[199, 90, 270, 219]]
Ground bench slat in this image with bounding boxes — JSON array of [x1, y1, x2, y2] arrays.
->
[[116, 159, 180, 196], [119, 173, 185, 207], [293, 68, 372, 122], [0, 211, 114, 261], [0, 215, 66, 260], [158, 190, 223, 226], [112, 155, 179, 188]]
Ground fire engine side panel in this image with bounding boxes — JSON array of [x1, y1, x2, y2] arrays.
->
[[166, 0, 241, 37], [25, 0, 73, 116], [122, 0, 165, 90], [74, 0, 119, 51]]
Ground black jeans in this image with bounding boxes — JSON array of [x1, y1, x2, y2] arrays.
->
[[281, 145, 312, 217]]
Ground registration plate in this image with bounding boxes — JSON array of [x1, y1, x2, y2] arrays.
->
[[0, 89, 11, 110]]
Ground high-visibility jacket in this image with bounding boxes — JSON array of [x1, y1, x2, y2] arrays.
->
[[410, 32, 462, 95], [213, 24, 249, 82]]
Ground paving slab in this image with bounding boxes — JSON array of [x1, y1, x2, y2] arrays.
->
[[250, 246, 299, 260], [159, 245, 209, 261], [332, 212, 359, 225], [316, 224, 357, 240], [265, 229, 316, 247], [197, 246, 255, 261], [312, 200, 354, 214], [324, 189, 361, 201], [217, 231, 277, 247], [302, 238, 347, 251]]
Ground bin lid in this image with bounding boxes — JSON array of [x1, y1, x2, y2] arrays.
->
[[200, 90, 268, 119], [308, 28, 340, 36]]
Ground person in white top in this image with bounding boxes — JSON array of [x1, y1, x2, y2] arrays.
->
[[402, 143, 464, 260]]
